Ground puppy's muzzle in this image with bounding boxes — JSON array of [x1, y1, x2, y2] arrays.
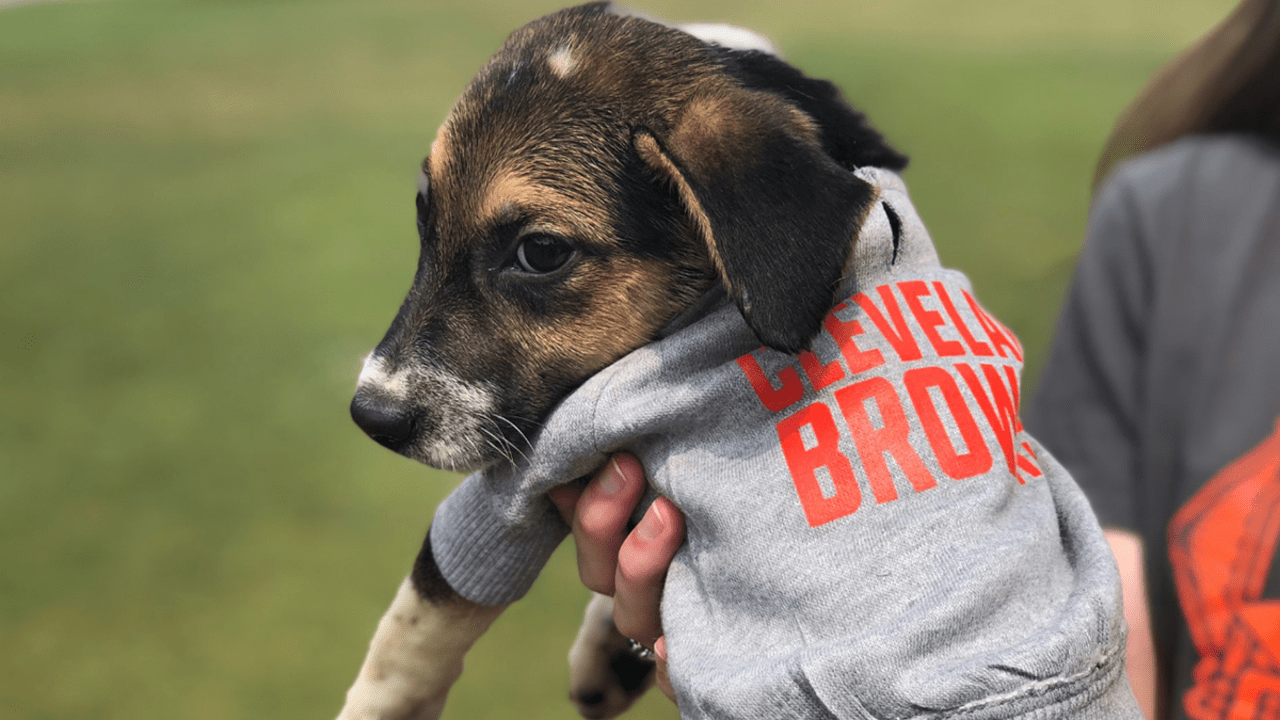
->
[[350, 392, 421, 452]]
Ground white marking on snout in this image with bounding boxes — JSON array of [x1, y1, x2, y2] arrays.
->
[[357, 354, 411, 398], [358, 353, 510, 471], [416, 367, 506, 470], [417, 167, 429, 197], [548, 46, 576, 78]]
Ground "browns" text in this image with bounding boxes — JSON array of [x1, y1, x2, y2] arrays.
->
[[736, 280, 1043, 527]]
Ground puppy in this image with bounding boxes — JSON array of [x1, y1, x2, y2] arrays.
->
[[340, 4, 1139, 720]]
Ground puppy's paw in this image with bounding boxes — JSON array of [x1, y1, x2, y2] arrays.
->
[[568, 593, 656, 719]]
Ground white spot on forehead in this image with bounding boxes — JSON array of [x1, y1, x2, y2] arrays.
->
[[548, 46, 576, 79]]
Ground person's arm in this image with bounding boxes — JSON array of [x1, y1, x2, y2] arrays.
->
[[1105, 528, 1159, 720]]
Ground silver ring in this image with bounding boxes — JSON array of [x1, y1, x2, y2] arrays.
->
[[626, 638, 656, 662]]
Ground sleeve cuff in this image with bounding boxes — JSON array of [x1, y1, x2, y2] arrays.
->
[[429, 472, 570, 606]]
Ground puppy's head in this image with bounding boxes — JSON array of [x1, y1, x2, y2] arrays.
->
[[351, 2, 907, 471]]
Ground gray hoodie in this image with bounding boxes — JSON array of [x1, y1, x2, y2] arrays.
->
[[430, 168, 1141, 719]]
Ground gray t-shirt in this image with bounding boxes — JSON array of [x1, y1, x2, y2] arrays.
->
[[1026, 135, 1280, 720], [433, 168, 1139, 719]]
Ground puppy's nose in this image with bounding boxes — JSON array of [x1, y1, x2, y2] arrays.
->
[[350, 393, 416, 450]]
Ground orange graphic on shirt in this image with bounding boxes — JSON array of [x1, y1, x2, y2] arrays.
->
[[1170, 418, 1280, 720]]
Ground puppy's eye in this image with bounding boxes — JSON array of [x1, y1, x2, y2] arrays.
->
[[515, 234, 575, 274]]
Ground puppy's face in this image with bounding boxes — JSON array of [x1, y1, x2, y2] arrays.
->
[[351, 2, 906, 472]]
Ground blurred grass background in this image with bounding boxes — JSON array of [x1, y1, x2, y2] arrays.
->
[[0, 0, 1234, 718]]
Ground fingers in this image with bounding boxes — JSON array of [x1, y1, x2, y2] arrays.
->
[[613, 496, 684, 649], [547, 483, 582, 526], [558, 454, 685, 707], [569, 454, 647, 595]]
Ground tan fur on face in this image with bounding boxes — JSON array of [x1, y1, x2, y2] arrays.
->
[[487, 249, 698, 405], [429, 126, 450, 177], [477, 170, 613, 235]]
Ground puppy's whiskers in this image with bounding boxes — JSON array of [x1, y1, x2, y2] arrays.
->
[[493, 414, 536, 463], [479, 422, 522, 466]]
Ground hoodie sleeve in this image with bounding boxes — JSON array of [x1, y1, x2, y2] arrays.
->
[[428, 470, 571, 606], [426, 363, 627, 606]]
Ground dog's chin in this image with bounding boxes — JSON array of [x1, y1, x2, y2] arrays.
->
[[396, 434, 512, 475]]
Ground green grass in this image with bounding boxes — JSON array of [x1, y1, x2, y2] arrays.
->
[[0, 1, 1235, 718]]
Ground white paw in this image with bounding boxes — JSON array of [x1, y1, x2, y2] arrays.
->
[[567, 594, 656, 719]]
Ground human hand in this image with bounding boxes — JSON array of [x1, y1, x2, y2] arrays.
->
[[549, 453, 686, 702]]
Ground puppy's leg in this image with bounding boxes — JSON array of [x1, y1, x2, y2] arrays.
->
[[338, 535, 505, 720], [568, 593, 656, 719]]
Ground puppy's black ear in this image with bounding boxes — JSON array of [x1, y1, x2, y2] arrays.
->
[[724, 49, 909, 172], [635, 87, 879, 354]]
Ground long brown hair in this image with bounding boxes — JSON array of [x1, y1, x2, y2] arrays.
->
[[1093, 0, 1280, 189]]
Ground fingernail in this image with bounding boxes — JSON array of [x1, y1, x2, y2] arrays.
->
[[597, 458, 625, 496], [655, 636, 667, 662], [636, 501, 666, 542]]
